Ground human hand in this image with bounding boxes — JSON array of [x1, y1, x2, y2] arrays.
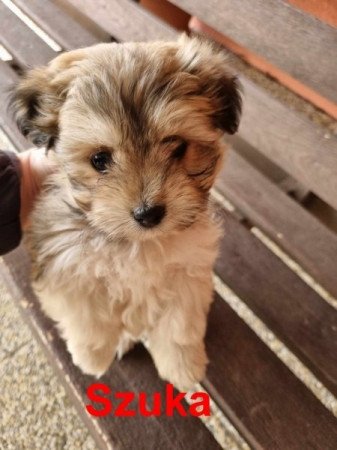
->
[[19, 148, 56, 229]]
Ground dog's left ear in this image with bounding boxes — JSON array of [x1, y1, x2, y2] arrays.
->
[[8, 48, 87, 149], [177, 35, 242, 135]]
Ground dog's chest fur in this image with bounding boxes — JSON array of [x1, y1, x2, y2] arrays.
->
[[28, 185, 221, 340]]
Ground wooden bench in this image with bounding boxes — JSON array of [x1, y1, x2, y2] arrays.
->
[[1, 1, 336, 448]]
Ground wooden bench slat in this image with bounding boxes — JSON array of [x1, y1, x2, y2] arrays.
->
[[3, 249, 337, 449], [65, 0, 177, 42], [0, 2, 56, 67], [170, 0, 337, 104], [205, 294, 337, 450], [214, 209, 337, 396], [216, 150, 337, 299], [0, 61, 30, 151], [61, 0, 337, 211], [12, 0, 100, 51], [240, 77, 337, 211], [2, 248, 221, 450]]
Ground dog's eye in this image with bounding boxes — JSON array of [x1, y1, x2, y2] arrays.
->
[[171, 141, 188, 160], [90, 150, 112, 172]]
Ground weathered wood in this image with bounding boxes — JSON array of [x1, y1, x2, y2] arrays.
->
[[65, 0, 177, 42], [0, 2, 56, 67], [2, 247, 221, 450], [3, 248, 337, 449], [214, 208, 337, 396], [170, 0, 337, 103], [239, 76, 337, 210], [12, 0, 100, 51], [216, 150, 337, 298], [62, 0, 337, 210], [0, 61, 29, 151], [205, 294, 337, 450]]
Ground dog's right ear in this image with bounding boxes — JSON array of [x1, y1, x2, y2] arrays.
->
[[177, 35, 242, 135], [9, 48, 87, 149]]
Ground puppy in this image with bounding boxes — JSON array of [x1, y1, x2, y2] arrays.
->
[[10, 35, 241, 390]]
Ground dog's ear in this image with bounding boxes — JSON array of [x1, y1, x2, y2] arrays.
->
[[9, 48, 87, 149], [177, 35, 242, 135]]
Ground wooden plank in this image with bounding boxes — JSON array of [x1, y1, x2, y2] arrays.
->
[[63, 0, 337, 210], [205, 294, 337, 450], [0, 61, 29, 151], [238, 77, 337, 210], [170, 0, 337, 103], [3, 249, 337, 449], [214, 208, 337, 396], [12, 0, 100, 51], [0, 2, 56, 67], [216, 150, 337, 298], [189, 15, 337, 121], [2, 247, 221, 450], [65, 0, 177, 41]]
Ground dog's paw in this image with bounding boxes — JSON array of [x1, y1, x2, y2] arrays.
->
[[69, 344, 115, 378], [155, 344, 208, 391]]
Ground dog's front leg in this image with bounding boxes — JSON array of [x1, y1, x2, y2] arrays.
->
[[35, 285, 122, 378], [148, 271, 213, 391], [64, 314, 122, 378]]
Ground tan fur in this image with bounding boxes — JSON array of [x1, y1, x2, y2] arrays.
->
[[12, 35, 241, 390]]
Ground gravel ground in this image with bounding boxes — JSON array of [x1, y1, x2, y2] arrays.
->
[[0, 275, 98, 450]]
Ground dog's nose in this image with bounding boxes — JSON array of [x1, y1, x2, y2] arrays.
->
[[133, 204, 166, 228]]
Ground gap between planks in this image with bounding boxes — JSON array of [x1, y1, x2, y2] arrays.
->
[[211, 188, 337, 311], [0, 44, 12, 61], [186, 384, 250, 450], [213, 274, 337, 417], [0, 127, 18, 153], [0, 0, 62, 51], [211, 189, 337, 415]]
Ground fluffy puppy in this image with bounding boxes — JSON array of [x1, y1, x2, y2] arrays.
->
[[10, 35, 241, 390]]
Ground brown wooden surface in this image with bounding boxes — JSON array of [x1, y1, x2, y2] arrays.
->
[[239, 77, 337, 211], [170, 0, 337, 103], [214, 209, 337, 396], [65, 0, 177, 42], [0, 61, 30, 151], [189, 16, 337, 120], [12, 0, 100, 51], [217, 150, 337, 299], [205, 294, 337, 450], [0, 2, 56, 67], [2, 247, 221, 450], [61, 0, 337, 210], [3, 249, 337, 449]]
